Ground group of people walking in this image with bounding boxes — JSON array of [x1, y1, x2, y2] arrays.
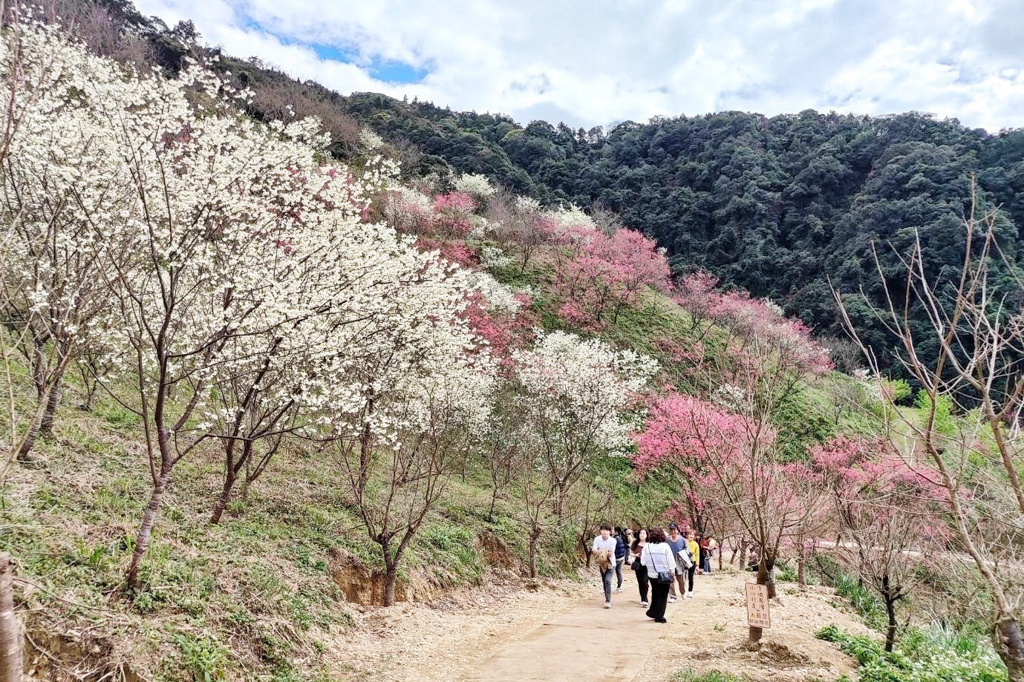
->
[[591, 522, 717, 624]]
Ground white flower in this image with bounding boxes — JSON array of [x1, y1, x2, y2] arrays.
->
[[453, 173, 495, 199]]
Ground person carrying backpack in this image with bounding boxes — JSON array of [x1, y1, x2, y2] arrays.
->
[[613, 526, 629, 593]]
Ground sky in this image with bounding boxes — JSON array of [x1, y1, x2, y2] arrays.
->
[[133, 0, 1024, 132]]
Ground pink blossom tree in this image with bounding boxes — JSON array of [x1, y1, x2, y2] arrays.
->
[[636, 392, 829, 644], [636, 289, 833, 644], [811, 435, 948, 651], [673, 271, 722, 335], [431, 191, 477, 241], [554, 227, 671, 327]]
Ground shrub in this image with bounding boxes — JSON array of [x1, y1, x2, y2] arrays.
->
[[817, 624, 1006, 682]]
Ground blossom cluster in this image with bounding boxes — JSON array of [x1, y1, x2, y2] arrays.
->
[[0, 21, 495, 450], [514, 331, 658, 455]]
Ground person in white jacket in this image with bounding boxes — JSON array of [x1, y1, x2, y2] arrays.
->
[[640, 526, 676, 623]]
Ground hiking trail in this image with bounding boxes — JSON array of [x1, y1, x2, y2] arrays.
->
[[332, 565, 874, 681]]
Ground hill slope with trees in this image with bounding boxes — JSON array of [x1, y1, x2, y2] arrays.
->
[[45, 0, 1024, 377], [3, 3, 1024, 681]]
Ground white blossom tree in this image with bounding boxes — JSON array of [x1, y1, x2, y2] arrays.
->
[[0, 20, 135, 462], [513, 331, 656, 522], [325, 259, 495, 605]]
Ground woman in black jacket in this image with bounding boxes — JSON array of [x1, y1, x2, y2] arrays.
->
[[614, 527, 629, 593], [630, 528, 649, 607]]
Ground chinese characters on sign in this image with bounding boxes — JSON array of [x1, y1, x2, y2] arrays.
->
[[745, 582, 771, 628]]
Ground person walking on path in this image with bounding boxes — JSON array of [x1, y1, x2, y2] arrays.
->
[[613, 526, 628, 593], [666, 523, 690, 602], [684, 529, 700, 598], [641, 527, 675, 623], [630, 528, 649, 607], [592, 524, 617, 608], [700, 535, 715, 573]]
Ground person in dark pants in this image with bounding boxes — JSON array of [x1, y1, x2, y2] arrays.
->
[[666, 522, 689, 602], [630, 528, 649, 607], [685, 528, 699, 597], [641, 526, 675, 623], [613, 526, 628, 593], [592, 524, 617, 608]]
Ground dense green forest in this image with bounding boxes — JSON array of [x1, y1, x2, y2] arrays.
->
[[59, 0, 1024, 375]]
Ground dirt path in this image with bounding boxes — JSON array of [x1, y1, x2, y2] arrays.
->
[[332, 566, 874, 681]]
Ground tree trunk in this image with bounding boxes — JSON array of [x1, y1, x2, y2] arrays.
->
[[487, 487, 499, 522], [0, 554, 21, 682], [383, 564, 398, 607], [763, 560, 777, 599], [528, 525, 541, 578], [37, 376, 62, 440], [739, 538, 748, 568], [995, 616, 1024, 682], [884, 595, 898, 653], [797, 544, 806, 589], [14, 391, 51, 463], [553, 483, 568, 522], [127, 472, 169, 588], [209, 468, 236, 524]]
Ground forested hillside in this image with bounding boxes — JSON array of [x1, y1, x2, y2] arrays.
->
[[55, 0, 1024, 377]]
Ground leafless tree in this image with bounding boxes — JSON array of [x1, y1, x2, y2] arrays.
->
[[832, 183, 1024, 677], [486, 189, 546, 274]]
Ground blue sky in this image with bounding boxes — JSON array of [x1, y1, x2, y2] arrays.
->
[[135, 0, 1024, 131]]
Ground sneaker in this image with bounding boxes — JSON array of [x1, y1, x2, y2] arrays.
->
[[604, 601, 611, 609], [615, 587, 623, 593], [656, 618, 668, 623], [669, 597, 677, 603], [686, 592, 694, 599], [640, 601, 649, 607]]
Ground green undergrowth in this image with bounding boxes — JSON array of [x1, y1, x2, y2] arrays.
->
[[0, 386, 579, 680], [818, 624, 1006, 682], [810, 556, 1006, 681]]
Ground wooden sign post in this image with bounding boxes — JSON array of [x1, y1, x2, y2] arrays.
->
[[745, 582, 771, 629]]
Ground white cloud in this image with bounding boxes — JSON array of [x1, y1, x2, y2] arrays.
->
[[134, 0, 1024, 131]]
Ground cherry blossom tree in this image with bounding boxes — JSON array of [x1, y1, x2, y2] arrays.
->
[[636, 392, 829, 643], [513, 331, 657, 521], [673, 271, 721, 335], [431, 191, 476, 241], [810, 435, 947, 651], [636, 285, 833, 644], [553, 227, 671, 327]]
